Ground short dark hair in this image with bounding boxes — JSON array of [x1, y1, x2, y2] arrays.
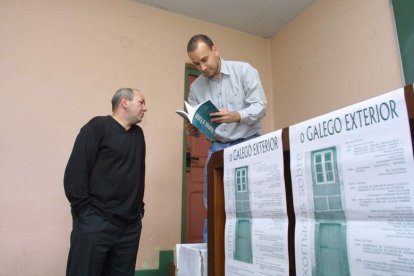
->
[[187, 34, 214, 52], [111, 88, 134, 111]]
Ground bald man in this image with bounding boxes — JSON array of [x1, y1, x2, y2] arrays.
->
[[64, 88, 148, 276]]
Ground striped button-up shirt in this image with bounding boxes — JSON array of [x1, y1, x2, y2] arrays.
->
[[188, 58, 267, 143]]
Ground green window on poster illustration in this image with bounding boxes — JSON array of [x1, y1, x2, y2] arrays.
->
[[311, 147, 350, 276], [234, 166, 253, 264]]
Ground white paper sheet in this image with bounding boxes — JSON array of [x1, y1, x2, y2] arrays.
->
[[223, 130, 289, 276], [289, 87, 414, 276]]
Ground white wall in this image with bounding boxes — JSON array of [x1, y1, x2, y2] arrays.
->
[[0, 0, 271, 274], [270, 0, 403, 129]]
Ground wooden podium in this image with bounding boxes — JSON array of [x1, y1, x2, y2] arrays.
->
[[205, 85, 414, 276]]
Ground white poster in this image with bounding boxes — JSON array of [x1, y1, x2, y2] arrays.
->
[[223, 130, 289, 276], [290, 87, 414, 276]]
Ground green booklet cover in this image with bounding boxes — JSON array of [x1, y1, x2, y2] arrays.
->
[[176, 100, 221, 141]]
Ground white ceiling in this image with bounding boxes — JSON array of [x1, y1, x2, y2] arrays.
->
[[129, 0, 317, 38]]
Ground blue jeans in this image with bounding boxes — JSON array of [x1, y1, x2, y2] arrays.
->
[[203, 134, 259, 242]]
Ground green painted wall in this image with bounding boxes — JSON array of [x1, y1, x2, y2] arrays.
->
[[392, 0, 414, 85]]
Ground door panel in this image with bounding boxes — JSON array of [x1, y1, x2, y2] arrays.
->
[[184, 69, 210, 243]]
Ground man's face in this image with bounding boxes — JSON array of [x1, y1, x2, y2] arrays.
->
[[188, 42, 220, 79], [127, 90, 147, 124]]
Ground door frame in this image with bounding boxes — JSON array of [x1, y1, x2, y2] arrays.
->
[[180, 66, 201, 242]]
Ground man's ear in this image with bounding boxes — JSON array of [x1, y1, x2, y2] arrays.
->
[[212, 45, 219, 56], [120, 97, 129, 109]]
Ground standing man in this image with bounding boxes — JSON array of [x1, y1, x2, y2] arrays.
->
[[64, 88, 148, 276], [185, 34, 267, 242]]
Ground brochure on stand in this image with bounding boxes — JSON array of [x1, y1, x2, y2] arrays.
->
[[219, 85, 414, 276], [289, 87, 414, 276], [223, 130, 289, 276], [176, 100, 221, 141]]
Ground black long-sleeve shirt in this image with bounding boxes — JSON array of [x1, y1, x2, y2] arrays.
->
[[64, 116, 145, 225]]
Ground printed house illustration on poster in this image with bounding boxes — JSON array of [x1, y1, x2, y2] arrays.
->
[[234, 166, 253, 263], [311, 146, 350, 276]]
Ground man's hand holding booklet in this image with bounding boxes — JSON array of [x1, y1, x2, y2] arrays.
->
[[175, 100, 221, 141]]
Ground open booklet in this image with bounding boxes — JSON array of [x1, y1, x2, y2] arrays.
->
[[175, 100, 221, 141]]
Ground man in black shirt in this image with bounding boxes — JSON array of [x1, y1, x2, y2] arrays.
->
[[64, 88, 148, 276]]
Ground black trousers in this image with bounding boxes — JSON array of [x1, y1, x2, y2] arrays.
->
[[66, 208, 142, 276]]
